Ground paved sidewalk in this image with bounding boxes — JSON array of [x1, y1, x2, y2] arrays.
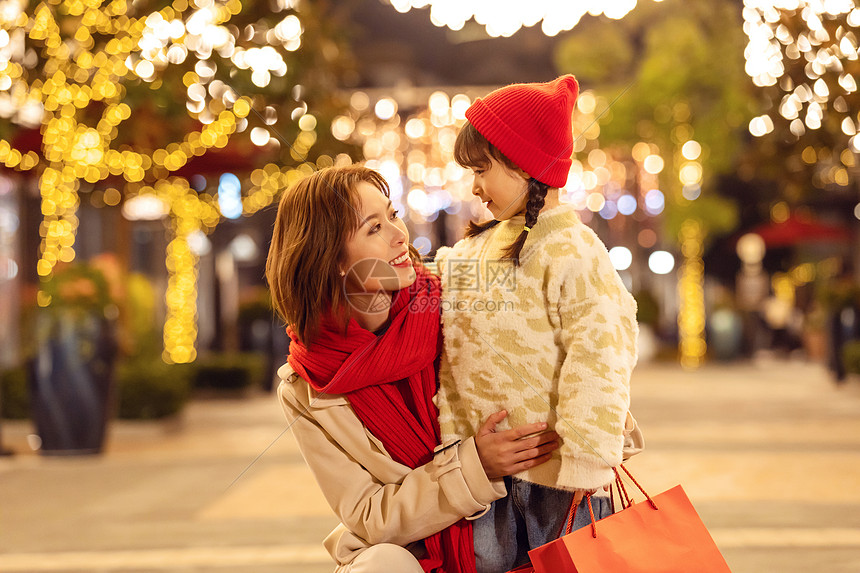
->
[[1, 358, 860, 572]]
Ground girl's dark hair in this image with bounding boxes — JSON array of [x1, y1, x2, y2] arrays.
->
[[454, 122, 551, 266]]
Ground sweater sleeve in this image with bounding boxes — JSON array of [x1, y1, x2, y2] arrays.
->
[[550, 227, 639, 490], [278, 381, 506, 548]]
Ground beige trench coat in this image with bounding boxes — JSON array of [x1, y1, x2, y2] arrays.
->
[[276, 363, 507, 566]]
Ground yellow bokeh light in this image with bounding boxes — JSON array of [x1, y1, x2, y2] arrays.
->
[[679, 162, 702, 185], [643, 154, 664, 174], [233, 98, 251, 118], [632, 142, 651, 162], [586, 192, 606, 212]]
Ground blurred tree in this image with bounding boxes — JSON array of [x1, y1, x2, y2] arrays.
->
[[555, 0, 755, 368], [0, 0, 356, 361], [555, 0, 752, 243], [740, 2, 860, 204]]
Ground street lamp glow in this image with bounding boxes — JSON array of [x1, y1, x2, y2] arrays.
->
[[649, 251, 675, 275], [375, 98, 398, 121], [617, 194, 637, 215], [736, 233, 766, 264], [229, 234, 259, 262], [644, 189, 665, 215], [122, 195, 169, 221], [250, 127, 270, 146], [218, 173, 243, 220], [187, 230, 212, 256], [643, 154, 664, 174], [681, 140, 702, 160], [609, 246, 633, 271]]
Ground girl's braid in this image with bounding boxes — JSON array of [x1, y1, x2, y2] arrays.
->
[[504, 178, 549, 266]]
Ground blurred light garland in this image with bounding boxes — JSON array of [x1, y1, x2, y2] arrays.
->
[[383, 0, 662, 37], [675, 130, 706, 368], [0, 0, 326, 362], [335, 87, 703, 302], [333, 87, 678, 236], [152, 178, 220, 363], [678, 218, 706, 369], [743, 0, 860, 187]]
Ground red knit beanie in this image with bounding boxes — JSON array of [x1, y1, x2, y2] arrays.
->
[[465, 75, 579, 188]]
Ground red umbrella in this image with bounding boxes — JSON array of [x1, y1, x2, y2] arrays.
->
[[174, 141, 264, 177], [2, 127, 268, 178], [10, 127, 42, 154], [749, 214, 851, 248]]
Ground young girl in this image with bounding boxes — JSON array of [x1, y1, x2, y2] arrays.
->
[[266, 165, 562, 573], [433, 75, 641, 572]]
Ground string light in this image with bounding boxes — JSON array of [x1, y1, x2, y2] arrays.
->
[[383, 0, 661, 37], [335, 87, 655, 225], [743, 1, 860, 186], [678, 219, 706, 370]]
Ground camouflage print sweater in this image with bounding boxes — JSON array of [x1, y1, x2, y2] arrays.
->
[[433, 204, 639, 491]]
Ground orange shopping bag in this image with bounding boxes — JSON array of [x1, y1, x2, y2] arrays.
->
[[527, 465, 732, 573]]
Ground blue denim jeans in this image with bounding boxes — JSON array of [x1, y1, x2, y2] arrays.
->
[[473, 477, 613, 573]]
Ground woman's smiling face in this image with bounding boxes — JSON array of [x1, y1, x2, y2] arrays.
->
[[340, 181, 416, 301]]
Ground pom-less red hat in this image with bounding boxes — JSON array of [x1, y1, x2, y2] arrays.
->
[[465, 75, 579, 188]]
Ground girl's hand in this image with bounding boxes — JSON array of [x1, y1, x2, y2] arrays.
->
[[572, 485, 611, 505], [475, 410, 560, 479]]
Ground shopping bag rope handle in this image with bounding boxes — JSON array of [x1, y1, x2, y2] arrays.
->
[[616, 464, 658, 510], [564, 493, 598, 538], [614, 469, 632, 509], [558, 464, 659, 540]]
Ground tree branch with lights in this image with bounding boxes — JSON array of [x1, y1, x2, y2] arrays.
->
[[743, 0, 860, 200], [0, 0, 353, 362]]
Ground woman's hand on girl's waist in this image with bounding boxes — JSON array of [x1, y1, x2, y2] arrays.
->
[[474, 410, 560, 479]]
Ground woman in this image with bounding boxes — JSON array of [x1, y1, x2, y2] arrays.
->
[[265, 165, 560, 572]]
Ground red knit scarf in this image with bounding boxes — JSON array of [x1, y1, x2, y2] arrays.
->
[[287, 264, 477, 573]]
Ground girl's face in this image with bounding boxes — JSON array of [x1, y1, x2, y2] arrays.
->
[[341, 181, 416, 301], [470, 157, 529, 220]]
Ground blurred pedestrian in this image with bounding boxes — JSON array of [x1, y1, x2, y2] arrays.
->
[[433, 75, 641, 573], [265, 165, 560, 573], [828, 298, 860, 383]]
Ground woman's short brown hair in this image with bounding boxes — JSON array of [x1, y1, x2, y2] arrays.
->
[[266, 165, 417, 345]]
